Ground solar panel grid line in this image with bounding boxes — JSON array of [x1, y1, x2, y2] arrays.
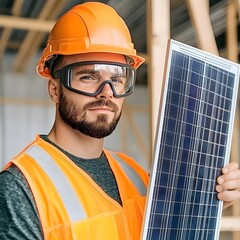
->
[[187, 65, 211, 239], [192, 57, 226, 239], [185, 62, 216, 240], [141, 39, 240, 240], [174, 53, 204, 238], [175, 55, 200, 239], [179, 48, 234, 72], [194, 62, 230, 239]]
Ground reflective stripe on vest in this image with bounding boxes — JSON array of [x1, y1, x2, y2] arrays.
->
[[111, 153, 147, 196], [26, 145, 87, 222]]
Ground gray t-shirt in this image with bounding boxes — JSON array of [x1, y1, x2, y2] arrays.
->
[[0, 135, 121, 239]]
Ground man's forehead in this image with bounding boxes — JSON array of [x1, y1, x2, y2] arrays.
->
[[74, 64, 126, 73], [62, 53, 126, 66]]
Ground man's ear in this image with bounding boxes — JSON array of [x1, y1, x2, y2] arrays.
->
[[48, 78, 60, 103]]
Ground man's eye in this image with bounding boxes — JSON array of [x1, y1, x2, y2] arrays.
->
[[79, 75, 96, 81], [111, 76, 126, 84]]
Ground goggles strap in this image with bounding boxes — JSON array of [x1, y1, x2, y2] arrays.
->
[[45, 55, 62, 77]]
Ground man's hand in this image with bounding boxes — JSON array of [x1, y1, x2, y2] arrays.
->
[[216, 162, 240, 209]]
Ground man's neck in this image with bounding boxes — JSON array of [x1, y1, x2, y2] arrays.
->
[[48, 122, 104, 159]]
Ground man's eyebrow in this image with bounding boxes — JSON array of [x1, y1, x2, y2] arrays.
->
[[75, 69, 100, 75]]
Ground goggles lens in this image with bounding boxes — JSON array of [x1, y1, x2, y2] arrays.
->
[[54, 61, 136, 98]]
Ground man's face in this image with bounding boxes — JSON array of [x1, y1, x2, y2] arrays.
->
[[56, 53, 126, 138]]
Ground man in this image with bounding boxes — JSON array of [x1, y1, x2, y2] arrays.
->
[[0, 2, 239, 240]]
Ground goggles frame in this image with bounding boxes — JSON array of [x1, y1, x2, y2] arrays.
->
[[53, 61, 136, 98]]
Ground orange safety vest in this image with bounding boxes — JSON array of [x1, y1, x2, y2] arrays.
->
[[4, 135, 149, 240]]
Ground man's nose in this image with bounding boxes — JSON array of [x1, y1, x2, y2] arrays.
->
[[95, 81, 114, 99]]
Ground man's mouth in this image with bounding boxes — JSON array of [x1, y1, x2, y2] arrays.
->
[[88, 106, 114, 113], [84, 99, 119, 113]]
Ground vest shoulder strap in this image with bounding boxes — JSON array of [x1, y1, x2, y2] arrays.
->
[[26, 145, 87, 222], [110, 152, 147, 196]]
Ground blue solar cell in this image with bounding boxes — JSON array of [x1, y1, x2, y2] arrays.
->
[[223, 111, 230, 122], [153, 214, 161, 227], [183, 137, 191, 150], [228, 74, 235, 88], [142, 40, 239, 240], [175, 188, 184, 202], [179, 162, 187, 175], [210, 80, 216, 92], [219, 146, 226, 156], [159, 172, 169, 186], [173, 202, 182, 215], [176, 175, 185, 189], [171, 77, 183, 90], [186, 111, 194, 124], [191, 59, 203, 73], [184, 123, 193, 137], [157, 186, 167, 201], [165, 118, 176, 132], [220, 134, 227, 145], [189, 83, 199, 97], [170, 91, 180, 105], [169, 105, 178, 119], [150, 229, 160, 239], [204, 116, 211, 129], [226, 87, 233, 99], [155, 200, 164, 213], [163, 145, 172, 159], [203, 129, 209, 141], [165, 131, 174, 146], [225, 99, 232, 111], [190, 204, 198, 217], [174, 53, 185, 67], [188, 97, 196, 111]]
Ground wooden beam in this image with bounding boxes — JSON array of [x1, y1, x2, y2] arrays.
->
[[226, 1, 240, 239], [0, 15, 55, 31], [11, 0, 24, 15], [0, 0, 24, 56], [147, 0, 170, 164], [227, 0, 238, 61], [0, 29, 12, 56], [234, 0, 240, 19], [12, 0, 65, 72], [186, 0, 219, 55]]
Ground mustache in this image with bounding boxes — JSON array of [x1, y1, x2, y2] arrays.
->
[[83, 99, 119, 112]]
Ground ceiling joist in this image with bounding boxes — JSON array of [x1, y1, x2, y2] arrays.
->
[[0, 14, 55, 32], [12, 0, 65, 72], [0, 0, 24, 56], [186, 0, 219, 55]]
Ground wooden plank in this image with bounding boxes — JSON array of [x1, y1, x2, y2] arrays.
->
[[0, 15, 55, 31], [226, 1, 240, 239], [234, 0, 240, 19], [226, 0, 238, 61], [12, 0, 65, 72], [147, 0, 170, 164], [186, 0, 219, 55], [0, 29, 12, 56], [0, 0, 24, 56], [11, 0, 24, 15]]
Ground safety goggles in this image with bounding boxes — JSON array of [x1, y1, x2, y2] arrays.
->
[[53, 61, 136, 98]]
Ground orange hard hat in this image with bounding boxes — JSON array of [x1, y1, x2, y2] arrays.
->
[[37, 2, 145, 79]]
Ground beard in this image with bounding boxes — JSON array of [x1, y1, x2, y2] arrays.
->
[[58, 90, 122, 139]]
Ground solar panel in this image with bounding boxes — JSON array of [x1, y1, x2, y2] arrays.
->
[[141, 39, 240, 240]]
